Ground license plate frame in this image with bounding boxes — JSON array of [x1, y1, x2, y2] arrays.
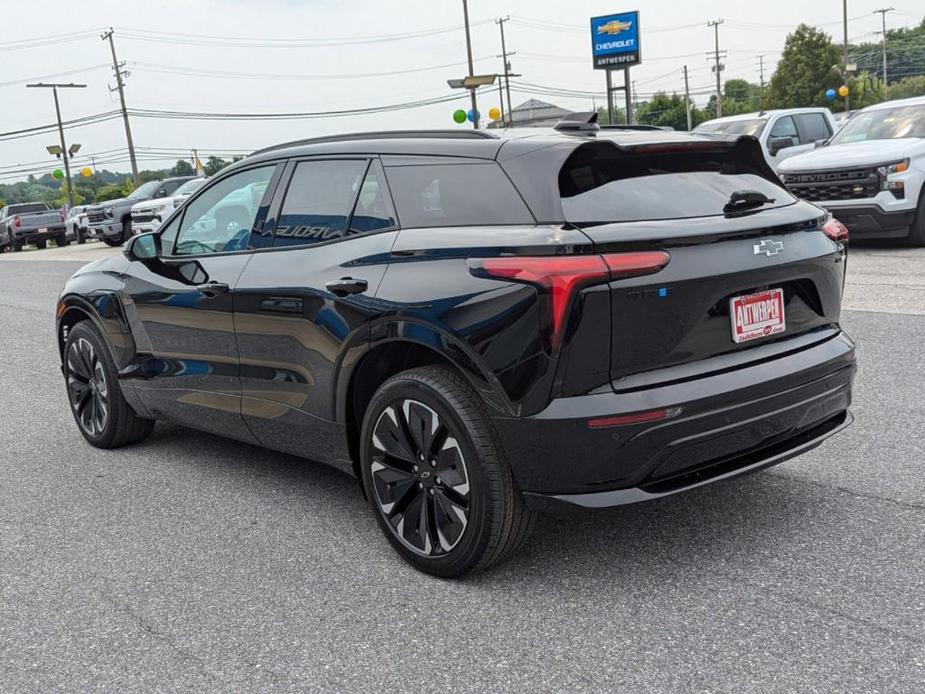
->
[[729, 288, 786, 344]]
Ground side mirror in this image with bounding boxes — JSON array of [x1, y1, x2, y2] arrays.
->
[[768, 136, 796, 156], [123, 232, 161, 261], [813, 138, 829, 148], [154, 189, 168, 198]]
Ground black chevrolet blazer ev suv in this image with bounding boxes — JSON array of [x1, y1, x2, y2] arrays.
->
[[56, 124, 856, 576]]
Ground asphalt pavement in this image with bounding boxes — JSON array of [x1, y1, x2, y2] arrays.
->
[[0, 245, 923, 693]]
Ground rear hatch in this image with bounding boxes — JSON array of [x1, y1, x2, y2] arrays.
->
[[558, 138, 846, 390]]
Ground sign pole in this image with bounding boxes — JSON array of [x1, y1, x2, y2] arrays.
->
[[605, 69, 614, 125], [624, 68, 633, 124]]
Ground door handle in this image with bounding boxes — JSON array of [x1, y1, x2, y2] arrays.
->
[[326, 277, 368, 297], [196, 281, 230, 298]]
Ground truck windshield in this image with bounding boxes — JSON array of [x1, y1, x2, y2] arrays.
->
[[127, 181, 160, 199], [830, 104, 925, 144], [693, 118, 767, 137]]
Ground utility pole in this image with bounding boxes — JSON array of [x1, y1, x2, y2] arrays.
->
[[631, 80, 638, 123], [461, 1, 479, 129], [708, 19, 725, 117], [102, 28, 139, 183], [496, 16, 514, 128], [874, 7, 894, 98], [757, 55, 766, 110], [26, 82, 86, 209], [842, 1, 850, 113], [682, 65, 692, 131]]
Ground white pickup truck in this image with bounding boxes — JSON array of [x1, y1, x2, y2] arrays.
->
[[693, 108, 838, 172], [779, 96, 925, 246]]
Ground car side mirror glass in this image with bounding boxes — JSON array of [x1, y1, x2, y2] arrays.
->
[[768, 136, 796, 156], [124, 232, 160, 261], [154, 189, 167, 198]]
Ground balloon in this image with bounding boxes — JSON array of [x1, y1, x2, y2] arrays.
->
[[452, 109, 467, 124], [825, 88, 837, 101], [838, 85, 849, 98], [488, 107, 501, 121], [467, 109, 480, 123], [52, 169, 64, 180], [80, 167, 93, 178]]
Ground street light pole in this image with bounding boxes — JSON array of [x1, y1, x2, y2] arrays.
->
[[26, 82, 86, 209], [462, 0, 479, 129]]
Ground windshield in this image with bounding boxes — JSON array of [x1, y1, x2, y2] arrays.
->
[[830, 104, 925, 144], [693, 118, 767, 137], [127, 181, 160, 200], [174, 178, 208, 196]]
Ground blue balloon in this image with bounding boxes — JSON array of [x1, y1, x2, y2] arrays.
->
[[825, 88, 837, 101], [467, 109, 480, 123]]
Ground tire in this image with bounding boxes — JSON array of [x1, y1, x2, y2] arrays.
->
[[907, 191, 925, 247], [63, 321, 155, 449], [11, 232, 22, 252], [359, 366, 534, 577], [56, 232, 69, 247], [35, 239, 46, 250], [102, 237, 121, 247], [77, 226, 86, 245]]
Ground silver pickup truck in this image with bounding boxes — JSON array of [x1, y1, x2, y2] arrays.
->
[[1, 202, 68, 252]]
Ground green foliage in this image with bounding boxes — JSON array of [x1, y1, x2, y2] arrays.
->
[[171, 159, 194, 176], [850, 18, 925, 87], [94, 184, 127, 203], [204, 156, 229, 176], [766, 24, 842, 109], [889, 75, 925, 99], [52, 183, 84, 207]]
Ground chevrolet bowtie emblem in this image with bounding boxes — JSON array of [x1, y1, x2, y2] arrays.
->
[[753, 239, 784, 257]]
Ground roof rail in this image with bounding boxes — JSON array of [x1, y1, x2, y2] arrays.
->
[[553, 112, 600, 135], [250, 129, 498, 157]]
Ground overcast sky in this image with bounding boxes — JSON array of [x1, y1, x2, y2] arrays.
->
[[1, 0, 921, 181]]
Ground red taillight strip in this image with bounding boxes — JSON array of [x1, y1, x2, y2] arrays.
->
[[472, 251, 671, 350], [588, 406, 682, 429]]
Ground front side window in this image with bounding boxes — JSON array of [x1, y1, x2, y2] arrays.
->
[[384, 162, 534, 228], [173, 165, 275, 256], [274, 159, 369, 248], [768, 116, 798, 141]]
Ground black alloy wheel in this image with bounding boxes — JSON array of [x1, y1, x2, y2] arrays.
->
[[66, 336, 110, 437], [63, 321, 155, 448], [360, 366, 534, 577], [369, 398, 472, 556]]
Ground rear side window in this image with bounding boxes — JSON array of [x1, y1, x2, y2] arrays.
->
[[274, 160, 369, 248], [794, 113, 832, 143], [559, 141, 794, 223], [384, 162, 533, 228]]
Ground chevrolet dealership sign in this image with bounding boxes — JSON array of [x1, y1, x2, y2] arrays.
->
[[590, 11, 641, 69]]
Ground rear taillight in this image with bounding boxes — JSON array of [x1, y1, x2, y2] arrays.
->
[[469, 251, 670, 349], [13, 216, 21, 228], [823, 217, 849, 242], [59, 210, 65, 223]]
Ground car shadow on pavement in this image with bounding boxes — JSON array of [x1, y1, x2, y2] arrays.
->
[[138, 420, 838, 586]]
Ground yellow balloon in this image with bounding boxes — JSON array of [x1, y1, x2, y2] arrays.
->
[[488, 107, 501, 121], [838, 85, 849, 98], [80, 167, 93, 178]]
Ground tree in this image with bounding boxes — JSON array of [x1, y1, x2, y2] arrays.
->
[[766, 24, 841, 109], [204, 156, 228, 176], [636, 92, 703, 131], [171, 159, 194, 176], [889, 75, 925, 99], [95, 184, 126, 202]]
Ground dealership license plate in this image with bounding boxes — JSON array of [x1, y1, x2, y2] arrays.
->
[[38, 227, 47, 233], [729, 288, 786, 344]]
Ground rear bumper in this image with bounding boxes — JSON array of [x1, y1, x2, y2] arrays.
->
[[494, 331, 856, 507], [13, 225, 66, 242], [824, 204, 916, 240]]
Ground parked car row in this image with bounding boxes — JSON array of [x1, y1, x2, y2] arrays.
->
[[1, 176, 211, 253], [694, 95, 925, 246]]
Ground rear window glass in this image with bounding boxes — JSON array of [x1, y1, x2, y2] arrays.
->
[[559, 142, 794, 223], [385, 162, 533, 228], [10, 203, 48, 214]]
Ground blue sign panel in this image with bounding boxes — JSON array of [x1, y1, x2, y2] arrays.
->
[[590, 11, 641, 70]]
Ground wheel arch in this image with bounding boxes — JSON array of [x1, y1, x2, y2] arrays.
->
[[338, 329, 514, 478], [56, 293, 136, 369]]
